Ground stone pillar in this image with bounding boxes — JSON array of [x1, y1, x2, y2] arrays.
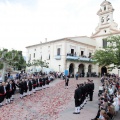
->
[[74, 66, 78, 76], [84, 64, 88, 77]]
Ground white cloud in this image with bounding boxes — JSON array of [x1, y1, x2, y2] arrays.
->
[[0, 0, 119, 55]]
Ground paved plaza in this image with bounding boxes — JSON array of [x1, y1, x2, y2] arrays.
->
[[0, 77, 120, 120]]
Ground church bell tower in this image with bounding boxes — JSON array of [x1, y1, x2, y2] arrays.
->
[[91, 0, 120, 48]]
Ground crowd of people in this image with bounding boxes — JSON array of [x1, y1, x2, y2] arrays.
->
[[73, 79, 94, 114], [0, 72, 54, 107], [91, 75, 120, 120]]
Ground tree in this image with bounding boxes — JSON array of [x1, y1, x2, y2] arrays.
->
[[0, 49, 26, 81], [26, 59, 49, 72], [93, 35, 120, 70]]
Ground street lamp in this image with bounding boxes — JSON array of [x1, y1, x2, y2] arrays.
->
[[59, 65, 61, 72]]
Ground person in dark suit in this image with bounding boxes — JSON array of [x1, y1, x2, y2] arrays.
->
[[80, 83, 86, 109], [42, 77, 46, 89], [89, 80, 94, 101], [36, 76, 40, 90], [65, 76, 69, 89], [73, 84, 82, 114], [5, 80, 12, 104], [45, 76, 50, 87], [0, 83, 5, 106], [11, 80, 16, 99], [27, 78, 32, 95], [32, 77, 36, 93], [23, 79, 28, 96], [39, 76, 43, 90], [16, 80, 24, 99]]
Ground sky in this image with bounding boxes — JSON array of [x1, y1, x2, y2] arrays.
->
[[0, 0, 120, 56]]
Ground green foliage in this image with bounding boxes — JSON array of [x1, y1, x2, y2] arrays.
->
[[93, 35, 120, 70], [0, 49, 26, 70], [27, 59, 49, 68]]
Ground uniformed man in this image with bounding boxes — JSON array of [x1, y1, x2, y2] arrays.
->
[[11, 80, 16, 100], [89, 80, 94, 101], [39, 76, 43, 90], [0, 82, 5, 106], [16, 80, 24, 99], [73, 84, 82, 114], [32, 77, 36, 93], [42, 77, 46, 89], [27, 78, 32, 95], [5, 80, 12, 104]]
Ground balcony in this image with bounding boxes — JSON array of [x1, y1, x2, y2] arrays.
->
[[66, 54, 92, 62], [55, 55, 61, 60]]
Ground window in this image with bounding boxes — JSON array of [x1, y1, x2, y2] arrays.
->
[[104, 30, 107, 33], [57, 48, 61, 55], [33, 53, 35, 58], [89, 53, 92, 58], [104, 6, 106, 11], [34, 49, 36, 51], [81, 51, 84, 56], [103, 39, 107, 48], [29, 54, 31, 60], [71, 49, 74, 55], [41, 55, 42, 60], [49, 54, 50, 60]]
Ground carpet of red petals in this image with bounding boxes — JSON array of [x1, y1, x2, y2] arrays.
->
[[0, 80, 77, 120]]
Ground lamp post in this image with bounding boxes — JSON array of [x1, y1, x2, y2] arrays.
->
[[59, 65, 61, 72]]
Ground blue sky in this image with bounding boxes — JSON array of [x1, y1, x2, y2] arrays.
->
[[0, 0, 120, 55]]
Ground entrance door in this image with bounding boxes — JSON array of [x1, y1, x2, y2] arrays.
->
[[69, 63, 74, 77], [101, 66, 107, 76], [78, 64, 84, 77]]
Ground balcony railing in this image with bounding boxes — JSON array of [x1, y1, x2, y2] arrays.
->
[[55, 55, 61, 60], [66, 54, 92, 62]]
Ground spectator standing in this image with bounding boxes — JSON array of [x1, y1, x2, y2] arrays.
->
[[65, 76, 69, 89]]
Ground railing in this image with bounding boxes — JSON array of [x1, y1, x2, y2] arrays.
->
[[66, 54, 93, 62], [54, 55, 61, 60]]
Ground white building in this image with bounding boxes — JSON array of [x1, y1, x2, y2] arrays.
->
[[26, 36, 98, 76], [26, 0, 120, 76]]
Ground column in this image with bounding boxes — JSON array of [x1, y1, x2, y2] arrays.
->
[[84, 64, 88, 77]]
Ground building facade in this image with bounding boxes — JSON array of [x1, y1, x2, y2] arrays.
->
[[26, 36, 98, 76], [26, 0, 120, 76]]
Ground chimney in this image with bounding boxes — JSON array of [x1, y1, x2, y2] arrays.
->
[[45, 38, 47, 42]]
